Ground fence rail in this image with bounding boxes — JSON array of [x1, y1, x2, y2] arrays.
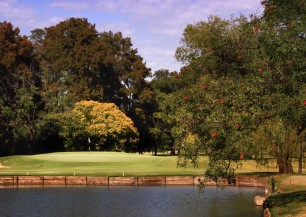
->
[[0, 175, 267, 187]]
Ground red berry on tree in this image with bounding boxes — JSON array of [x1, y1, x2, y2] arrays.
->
[[240, 153, 245, 160], [184, 95, 189, 100], [258, 67, 263, 72], [237, 55, 242, 61], [207, 47, 214, 52], [220, 99, 225, 104], [212, 132, 217, 137], [303, 100, 306, 105], [236, 123, 241, 128], [266, 6, 273, 13], [202, 84, 207, 89], [253, 26, 260, 31]]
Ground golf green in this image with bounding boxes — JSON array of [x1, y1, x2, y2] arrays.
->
[[0, 152, 208, 176]]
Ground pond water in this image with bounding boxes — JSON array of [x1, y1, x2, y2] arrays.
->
[[0, 186, 264, 217]]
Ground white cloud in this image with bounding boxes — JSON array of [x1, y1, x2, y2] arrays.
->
[[133, 38, 181, 72], [65, 0, 262, 72], [0, 0, 263, 72], [95, 22, 135, 38], [93, 0, 262, 72], [50, 1, 89, 10], [0, 0, 35, 19], [0, 0, 37, 36], [49, 17, 66, 25]]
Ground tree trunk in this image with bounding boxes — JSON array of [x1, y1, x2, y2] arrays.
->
[[170, 146, 175, 155], [27, 142, 33, 155], [277, 155, 293, 174], [298, 142, 304, 175]]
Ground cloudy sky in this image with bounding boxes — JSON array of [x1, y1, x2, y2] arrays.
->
[[0, 0, 263, 73]]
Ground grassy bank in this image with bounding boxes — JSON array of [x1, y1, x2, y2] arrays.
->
[[265, 175, 306, 217], [0, 152, 304, 177], [267, 190, 306, 216]]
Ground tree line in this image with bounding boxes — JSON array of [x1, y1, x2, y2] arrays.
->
[[0, 17, 154, 155], [0, 0, 305, 178]]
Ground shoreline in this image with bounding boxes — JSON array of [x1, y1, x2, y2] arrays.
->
[[0, 175, 268, 188]]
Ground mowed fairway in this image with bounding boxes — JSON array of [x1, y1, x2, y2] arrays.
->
[[0, 152, 209, 176], [1, 152, 302, 176]]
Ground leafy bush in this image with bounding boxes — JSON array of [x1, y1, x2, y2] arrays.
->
[[59, 100, 139, 152]]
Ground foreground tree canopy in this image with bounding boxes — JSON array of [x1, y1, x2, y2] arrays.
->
[[0, 1, 305, 179], [171, 0, 305, 178]]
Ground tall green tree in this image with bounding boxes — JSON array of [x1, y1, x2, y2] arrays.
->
[[41, 18, 154, 152], [173, 0, 305, 177], [247, 0, 306, 174], [98, 31, 154, 152], [174, 16, 262, 182], [0, 21, 42, 155], [42, 18, 105, 109], [150, 69, 183, 155]]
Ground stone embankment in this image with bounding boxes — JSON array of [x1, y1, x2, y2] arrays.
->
[[0, 175, 267, 187]]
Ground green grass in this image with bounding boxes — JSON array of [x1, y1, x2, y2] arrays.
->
[[0, 152, 209, 176], [2, 152, 306, 216], [263, 174, 306, 216], [267, 190, 306, 216], [0, 152, 304, 177]]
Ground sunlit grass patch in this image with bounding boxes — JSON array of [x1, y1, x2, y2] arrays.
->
[[0, 152, 208, 176]]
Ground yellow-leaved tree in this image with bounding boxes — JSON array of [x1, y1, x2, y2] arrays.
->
[[59, 100, 139, 152]]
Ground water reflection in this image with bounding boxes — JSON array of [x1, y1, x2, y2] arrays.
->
[[0, 186, 263, 217]]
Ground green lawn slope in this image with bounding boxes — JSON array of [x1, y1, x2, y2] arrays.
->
[[0, 152, 208, 176], [0, 152, 304, 177], [265, 175, 306, 217]]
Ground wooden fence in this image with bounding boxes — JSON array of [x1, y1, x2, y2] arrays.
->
[[0, 175, 267, 187]]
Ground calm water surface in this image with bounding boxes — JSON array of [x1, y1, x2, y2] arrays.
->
[[0, 186, 263, 217]]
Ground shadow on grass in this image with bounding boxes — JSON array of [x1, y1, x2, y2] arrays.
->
[[236, 172, 278, 177], [152, 154, 177, 157], [267, 190, 306, 208]]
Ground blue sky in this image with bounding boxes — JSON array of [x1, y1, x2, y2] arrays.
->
[[0, 0, 263, 73]]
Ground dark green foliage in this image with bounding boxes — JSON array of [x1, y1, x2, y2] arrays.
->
[[150, 69, 183, 154], [42, 18, 104, 105], [42, 18, 154, 153], [0, 21, 43, 155], [0, 18, 154, 155], [165, 0, 306, 179]]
